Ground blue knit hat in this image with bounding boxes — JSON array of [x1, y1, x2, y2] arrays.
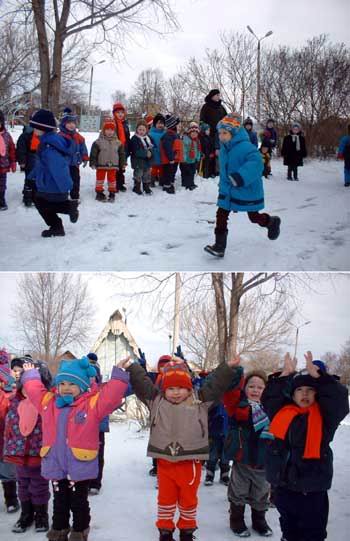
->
[[61, 107, 78, 127], [55, 357, 97, 392], [87, 352, 98, 363], [217, 113, 242, 137], [30, 109, 57, 132]]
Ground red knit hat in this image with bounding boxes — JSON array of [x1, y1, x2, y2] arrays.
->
[[157, 355, 172, 372], [113, 102, 126, 113], [145, 114, 154, 126], [161, 361, 193, 391], [103, 119, 116, 131]]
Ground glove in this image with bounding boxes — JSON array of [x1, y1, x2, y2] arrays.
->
[[137, 348, 147, 369], [229, 172, 244, 187], [82, 161, 88, 168]]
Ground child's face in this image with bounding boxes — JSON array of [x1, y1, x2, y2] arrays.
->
[[115, 110, 124, 120], [65, 121, 76, 131], [155, 120, 165, 129], [292, 126, 300, 134], [137, 125, 147, 136], [104, 128, 115, 137], [245, 124, 252, 131], [58, 381, 81, 398], [293, 386, 316, 407], [12, 366, 23, 381], [245, 376, 265, 402], [218, 128, 232, 143], [189, 131, 198, 139], [261, 146, 269, 154], [267, 121, 274, 128], [165, 386, 191, 404]]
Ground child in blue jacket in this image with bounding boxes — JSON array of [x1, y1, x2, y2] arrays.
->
[[337, 124, 350, 187], [204, 113, 281, 258], [180, 123, 201, 190], [28, 109, 79, 238]]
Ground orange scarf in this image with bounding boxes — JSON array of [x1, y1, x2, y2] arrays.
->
[[269, 402, 323, 459], [30, 132, 40, 152], [114, 117, 126, 146]]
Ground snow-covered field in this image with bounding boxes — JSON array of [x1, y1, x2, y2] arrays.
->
[[1, 128, 349, 272], [1, 419, 349, 541]]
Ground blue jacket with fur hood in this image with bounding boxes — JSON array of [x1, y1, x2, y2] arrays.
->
[[217, 127, 264, 212]]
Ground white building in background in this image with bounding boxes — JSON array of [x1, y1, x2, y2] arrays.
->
[[91, 309, 140, 381]]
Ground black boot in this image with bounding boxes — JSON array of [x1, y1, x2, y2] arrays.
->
[[158, 529, 175, 541], [163, 184, 175, 194], [46, 528, 70, 541], [229, 502, 250, 537], [41, 222, 65, 237], [12, 500, 34, 532], [132, 182, 142, 195], [108, 192, 115, 202], [251, 509, 272, 537], [34, 503, 49, 532], [179, 529, 196, 541], [69, 199, 79, 223], [204, 469, 215, 486], [0, 191, 8, 210], [95, 191, 106, 202], [204, 229, 228, 257], [219, 464, 230, 486], [23, 186, 34, 207], [267, 216, 281, 240], [143, 184, 153, 195], [2, 480, 20, 513]]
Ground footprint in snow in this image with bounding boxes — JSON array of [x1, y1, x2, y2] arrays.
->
[[166, 243, 182, 250]]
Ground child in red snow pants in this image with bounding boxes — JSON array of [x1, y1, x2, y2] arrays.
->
[[95, 168, 117, 193], [156, 459, 202, 531]]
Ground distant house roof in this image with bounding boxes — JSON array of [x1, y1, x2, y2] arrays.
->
[[91, 309, 139, 357], [49, 350, 77, 375]]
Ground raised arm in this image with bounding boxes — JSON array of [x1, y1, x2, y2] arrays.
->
[[199, 356, 243, 403], [21, 362, 53, 413], [119, 358, 159, 404]]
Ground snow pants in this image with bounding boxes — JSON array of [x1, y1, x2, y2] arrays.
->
[[180, 162, 196, 188], [156, 458, 202, 531], [274, 486, 329, 541], [344, 167, 350, 185], [215, 207, 270, 235], [162, 163, 178, 188], [95, 168, 117, 193], [228, 463, 270, 512], [89, 432, 105, 491], [0, 172, 7, 203], [16, 465, 50, 505], [34, 195, 72, 229], [52, 479, 90, 532]]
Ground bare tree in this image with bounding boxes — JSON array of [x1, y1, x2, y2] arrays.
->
[[128, 69, 166, 115], [13, 273, 94, 361], [111, 89, 128, 107], [322, 341, 350, 385]]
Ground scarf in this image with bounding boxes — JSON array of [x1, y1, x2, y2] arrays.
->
[[56, 394, 75, 408], [115, 118, 126, 146], [188, 139, 197, 160], [249, 400, 273, 440], [135, 133, 153, 150], [18, 398, 39, 436], [0, 131, 6, 157], [269, 402, 323, 459], [292, 134, 301, 152], [30, 132, 41, 152]]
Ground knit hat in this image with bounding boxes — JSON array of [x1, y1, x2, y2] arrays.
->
[[266, 118, 275, 124], [113, 102, 126, 113], [145, 114, 154, 127], [290, 372, 318, 393], [157, 355, 172, 372], [243, 117, 253, 127], [165, 114, 180, 129], [0, 348, 10, 365], [161, 361, 193, 391], [54, 356, 97, 392], [200, 122, 210, 133], [217, 113, 242, 135], [153, 113, 166, 127], [103, 118, 116, 131], [61, 107, 77, 125], [187, 122, 200, 134], [136, 119, 148, 130], [244, 370, 268, 387], [291, 121, 301, 130], [312, 360, 327, 373], [87, 352, 98, 363], [30, 109, 57, 132]]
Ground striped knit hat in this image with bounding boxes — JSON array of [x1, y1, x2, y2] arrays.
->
[[161, 360, 192, 391], [217, 113, 242, 135], [165, 114, 180, 130], [0, 348, 10, 365], [54, 357, 97, 392], [187, 122, 200, 134], [30, 109, 57, 132], [0, 364, 11, 384]]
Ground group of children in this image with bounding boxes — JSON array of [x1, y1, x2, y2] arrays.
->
[[1, 345, 348, 541]]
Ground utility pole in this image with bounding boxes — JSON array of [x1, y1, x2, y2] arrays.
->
[[247, 26, 273, 123], [173, 273, 182, 353]]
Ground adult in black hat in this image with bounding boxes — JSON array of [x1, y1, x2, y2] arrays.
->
[[199, 90, 227, 176]]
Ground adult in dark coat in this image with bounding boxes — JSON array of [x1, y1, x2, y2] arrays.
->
[[199, 89, 227, 154], [281, 122, 307, 180]]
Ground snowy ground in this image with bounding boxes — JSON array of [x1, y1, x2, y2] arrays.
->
[[1, 127, 349, 271], [1, 418, 349, 541]]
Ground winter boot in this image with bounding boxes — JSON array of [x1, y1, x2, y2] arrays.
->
[[34, 503, 49, 532], [158, 529, 175, 541], [0, 192, 8, 210], [132, 182, 142, 195], [119, 184, 127, 192], [108, 192, 115, 202], [229, 502, 250, 537], [12, 500, 35, 532], [251, 509, 272, 537], [179, 529, 197, 541], [149, 466, 158, 477], [41, 223, 65, 237], [267, 216, 281, 240], [23, 187, 34, 207], [143, 184, 153, 195], [220, 465, 230, 486], [204, 469, 215, 486], [163, 184, 175, 194], [95, 191, 106, 202], [69, 200, 79, 223], [47, 529, 70, 541], [68, 529, 89, 541], [2, 480, 20, 513], [204, 229, 228, 257], [89, 487, 100, 495]]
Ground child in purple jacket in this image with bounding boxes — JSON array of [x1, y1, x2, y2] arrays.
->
[[22, 357, 129, 541]]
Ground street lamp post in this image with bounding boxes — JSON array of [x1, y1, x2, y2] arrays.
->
[[86, 60, 106, 114], [247, 26, 273, 123], [287, 320, 311, 358]]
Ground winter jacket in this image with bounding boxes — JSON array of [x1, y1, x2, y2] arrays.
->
[[112, 116, 131, 158], [160, 129, 184, 164], [129, 134, 153, 170], [0, 129, 16, 174], [58, 125, 89, 167], [217, 127, 264, 212], [261, 372, 349, 493], [28, 132, 74, 202], [281, 133, 307, 167], [16, 126, 38, 174], [199, 95, 227, 141], [127, 362, 240, 462], [182, 135, 201, 164], [3, 391, 43, 466], [149, 126, 166, 165], [22, 366, 129, 481], [338, 135, 350, 169], [245, 129, 258, 147], [89, 134, 126, 170], [262, 126, 278, 150], [0, 389, 12, 461]]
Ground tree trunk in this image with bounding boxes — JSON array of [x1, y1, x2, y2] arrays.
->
[[50, 30, 64, 113], [212, 273, 228, 363], [227, 273, 244, 360], [32, 0, 51, 108]]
